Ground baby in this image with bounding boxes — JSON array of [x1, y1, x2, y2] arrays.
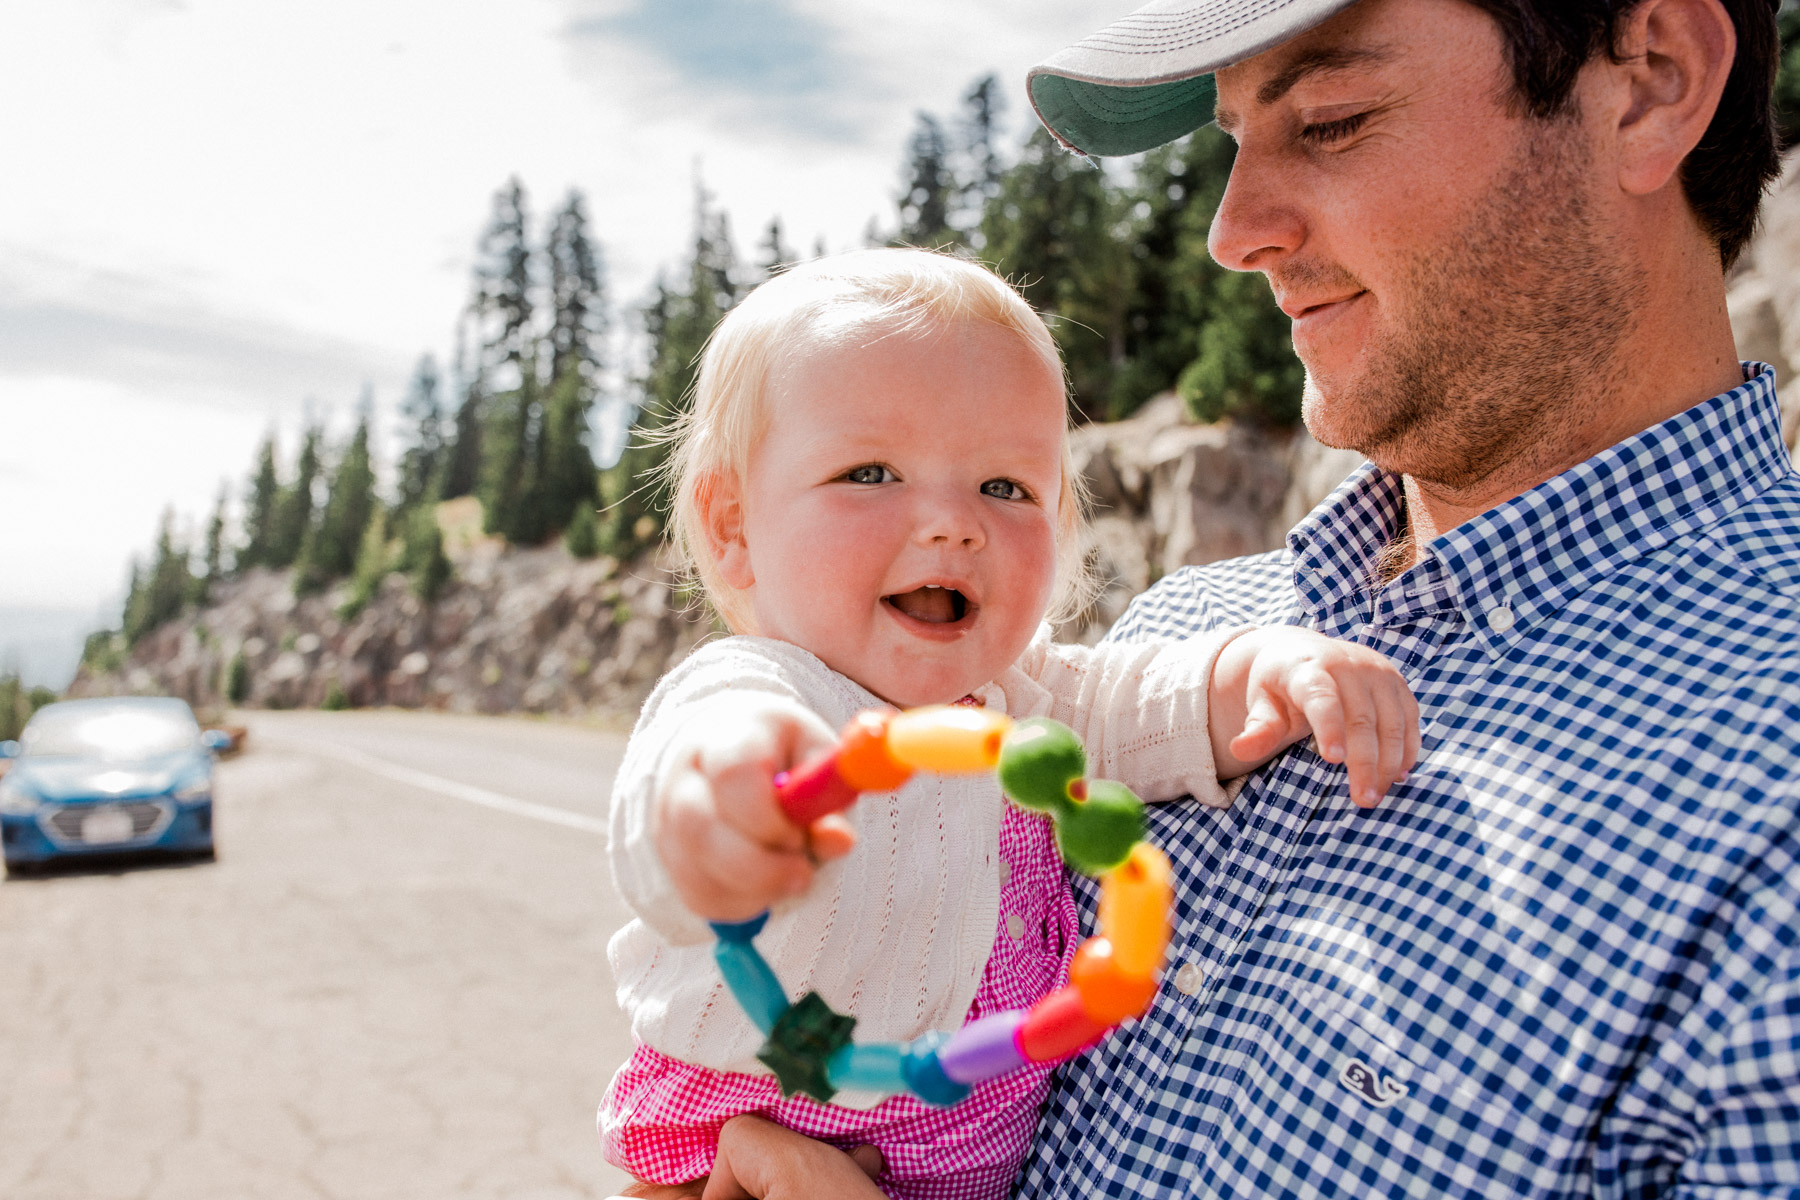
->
[[600, 249, 1417, 1200]]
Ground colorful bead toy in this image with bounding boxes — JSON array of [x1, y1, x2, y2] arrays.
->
[[707, 707, 1173, 1106]]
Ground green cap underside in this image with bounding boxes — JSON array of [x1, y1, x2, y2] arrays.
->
[[1030, 73, 1219, 158]]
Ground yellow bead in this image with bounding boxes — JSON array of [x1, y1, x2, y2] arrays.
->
[[885, 706, 1015, 774], [1098, 844, 1172, 977]]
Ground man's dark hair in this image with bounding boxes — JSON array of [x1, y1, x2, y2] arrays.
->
[[1463, 0, 1781, 268]]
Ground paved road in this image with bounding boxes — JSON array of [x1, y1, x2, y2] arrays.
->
[[0, 710, 642, 1199]]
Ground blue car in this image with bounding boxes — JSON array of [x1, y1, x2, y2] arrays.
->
[[0, 697, 227, 873]]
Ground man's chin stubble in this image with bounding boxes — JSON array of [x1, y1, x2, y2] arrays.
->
[[1295, 119, 1642, 495]]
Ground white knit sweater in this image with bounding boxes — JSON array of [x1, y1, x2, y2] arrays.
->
[[605, 628, 1241, 1077]]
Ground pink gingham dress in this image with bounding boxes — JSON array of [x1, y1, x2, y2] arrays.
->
[[600, 800, 1079, 1200]]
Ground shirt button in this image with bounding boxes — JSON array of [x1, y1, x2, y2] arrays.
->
[[1487, 604, 1516, 632], [1173, 962, 1206, 996], [1006, 914, 1025, 942], [998, 858, 1011, 889]]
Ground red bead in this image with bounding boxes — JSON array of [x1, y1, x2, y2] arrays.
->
[[1015, 985, 1110, 1063], [774, 752, 859, 825]]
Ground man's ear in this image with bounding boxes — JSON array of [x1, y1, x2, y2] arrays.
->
[[1609, 0, 1735, 198], [698, 471, 755, 591]]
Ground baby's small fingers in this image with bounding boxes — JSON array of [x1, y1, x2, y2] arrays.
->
[[1293, 666, 1348, 764], [1335, 683, 1384, 808], [1373, 683, 1410, 802], [1402, 685, 1422, 774], [1231, 691, 1292, 763], [693, 821, 815, 919], [807, 814, 859, 862], [708, 756, 806, 851]]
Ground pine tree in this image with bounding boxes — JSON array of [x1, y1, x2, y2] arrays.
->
[[308, 408, 378, 582], [539, 190, 605, 536], [982, 127, 1134, 421], [339, 508, 391, 619], [240, 434, 281, 569], [953, 75, 1005, 247], [440, 323, 484, 501], [479, 372, 542, 543], [406, 507, 452, 601], [124, 511, 194, 644], [599, 182, 741, 557], [757, 216, 795, 278], [895, 113, 958, 249], [395, 355, 445, 520], [193, 488, 227, 606], [269, 422, 322, 567], [473, 177, 535, 389]]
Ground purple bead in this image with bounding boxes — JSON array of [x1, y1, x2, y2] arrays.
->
[[937, 1011, 1028, 1085]]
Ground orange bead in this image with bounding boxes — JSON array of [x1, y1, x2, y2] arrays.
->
[[835, 711, 914, 792], [1069, 937, 1159, 1023]]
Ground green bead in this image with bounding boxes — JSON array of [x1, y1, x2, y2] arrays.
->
[[1055, 779, 1146, 876], [998, 718, 1086, 815], [757, 991, 857, 1103]]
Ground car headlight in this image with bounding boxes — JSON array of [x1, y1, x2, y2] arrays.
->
[[173, 777, 211, 803], [0, 775, 39, 815]]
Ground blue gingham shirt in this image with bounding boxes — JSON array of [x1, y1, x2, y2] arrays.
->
[[1017, 366, 1800, 1199]]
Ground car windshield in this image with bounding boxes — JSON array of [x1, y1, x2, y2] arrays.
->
[[21, 704, 200, 761]]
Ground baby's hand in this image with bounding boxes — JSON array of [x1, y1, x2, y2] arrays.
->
[[652, 699, 854, 924], [1212, 627, 1420, 807]]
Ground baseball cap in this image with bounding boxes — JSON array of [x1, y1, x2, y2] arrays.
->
[[1028, 0, 1363, 157], [1028, 0, 1784, 158]]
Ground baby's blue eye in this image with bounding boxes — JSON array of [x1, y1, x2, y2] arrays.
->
[[844, 464, 894, 484], [981, 479, 1028, 501]]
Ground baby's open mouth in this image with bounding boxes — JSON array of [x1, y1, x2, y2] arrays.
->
[[884, 585, 970, 625]]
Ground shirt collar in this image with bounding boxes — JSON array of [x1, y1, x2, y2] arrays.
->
[[1289, 364, 1791, 648]]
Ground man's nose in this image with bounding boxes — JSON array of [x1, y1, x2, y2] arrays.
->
[[1207, 148, 1306, 273]]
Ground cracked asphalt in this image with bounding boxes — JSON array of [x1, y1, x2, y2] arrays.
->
[[0, 710, 640, 1199]]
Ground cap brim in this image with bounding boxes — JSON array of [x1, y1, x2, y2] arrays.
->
[[1028, 0, 1363, 157]]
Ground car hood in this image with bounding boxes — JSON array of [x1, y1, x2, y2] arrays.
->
[[10, 750, 208, 802]]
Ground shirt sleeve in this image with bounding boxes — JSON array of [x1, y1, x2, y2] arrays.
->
[[998, 626, 1250, 807], [605, 639, 837, 947], [1663, 944, 1800, 1197]]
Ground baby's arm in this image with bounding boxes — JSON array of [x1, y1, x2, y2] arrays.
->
[[1018, 626, 1416, 808]]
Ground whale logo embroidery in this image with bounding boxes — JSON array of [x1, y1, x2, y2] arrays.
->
[[1340, 1059, 1407, 1107]]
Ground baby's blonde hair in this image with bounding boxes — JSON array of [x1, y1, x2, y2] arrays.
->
[[666, 247, 1091, 634]]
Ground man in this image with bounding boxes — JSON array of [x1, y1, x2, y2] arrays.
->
[[1011, 0, 1800, 1196], [690, 1, 1797, 1196]]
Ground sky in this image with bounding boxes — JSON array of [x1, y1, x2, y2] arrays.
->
[[0, 0, 1112, 683]]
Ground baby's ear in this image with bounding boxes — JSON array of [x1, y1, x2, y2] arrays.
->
[[699, 471, 755, 590]]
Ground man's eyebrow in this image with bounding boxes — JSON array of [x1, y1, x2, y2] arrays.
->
[[1214, 43, 1396, 129]]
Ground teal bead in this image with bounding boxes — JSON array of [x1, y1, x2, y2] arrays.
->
[[1055, 779, 1146, 876], [998, 718, 1085, 815], [828, 1042, 908, 1094], [713, 935, 788, 1035], [901, 1033, 971, 1107]]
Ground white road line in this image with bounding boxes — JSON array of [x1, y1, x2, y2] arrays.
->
[[297, 740, 608, 836]]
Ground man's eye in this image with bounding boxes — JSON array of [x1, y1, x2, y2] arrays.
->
[[1299, 112, 1370, 146], [843, 464, 894, 484], [980, 479, 1029, 501]]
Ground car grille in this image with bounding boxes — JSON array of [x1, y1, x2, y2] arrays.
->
[[40, 801, 173, 848]]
